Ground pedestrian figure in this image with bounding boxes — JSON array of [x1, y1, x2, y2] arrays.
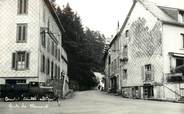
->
[[56, 95, 61, 106]]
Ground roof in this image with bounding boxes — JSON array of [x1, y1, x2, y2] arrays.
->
[[109, 0, 184, 48], [109, 0, 136, 47], [44, 0, 65, 33], [137, 0, 184, 26]]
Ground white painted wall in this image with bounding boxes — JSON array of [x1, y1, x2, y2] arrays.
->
[[162, 24, 184, 73], [0, 0, 40, 83], [0, 0, 65, 84], [119, 1, 163, 87], [38, 0, 63, 83]]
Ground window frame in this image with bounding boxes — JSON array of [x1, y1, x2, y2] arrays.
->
[[145, 64, 152, 81], [41, 28, 46, 48], [123, 69, 127, 80], [17, 0, 28, 15], [16, 24, 27, 43], [125, 30, 129, 37], [41, 54, 46, 73], [179, 11, 184, 22], [181, 33, 184, 48], [12, 51, 30, 70]]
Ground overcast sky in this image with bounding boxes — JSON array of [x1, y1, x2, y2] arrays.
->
[[56, 0, 184, 40]]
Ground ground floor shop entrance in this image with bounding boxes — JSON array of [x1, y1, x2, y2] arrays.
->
[[143, 84, 154, 98], [110, 76, 117, 93]]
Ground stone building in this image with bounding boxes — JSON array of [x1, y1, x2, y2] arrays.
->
[[0, 0, 69, 97], [104, 0, 184, 101]]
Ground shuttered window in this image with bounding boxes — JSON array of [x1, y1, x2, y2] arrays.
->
[[181, 34, 184, 48], [17, 0, 28, 14], [17, 24, 27, 43], [58, 49, 60, 61], [26, 52, 29, 68], [144, 64, 154, 81], [12, 51, 29, 70], [12, 53, 16, 69], [58, 66, 60, 79], [51, 61, 54, 79], [55, 64, 57, 79], [47, 38, 50, 52], [51, 42, 54, 56], [41, 29, 46, 48], [123, 69, 127, 80], [41, 55, 45, 73], [46, 58, 50, 75]]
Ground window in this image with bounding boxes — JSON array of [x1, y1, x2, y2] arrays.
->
[[123, 69, 127, 80], [58, 66, 60, 79], [41, 29, 46, 48], [12, 51, 29, 70], [55, 46, 58, 58], [17, 0, 28, 14], [17, 24, 27, 43], [51, 42, 54, 56], [145, 64, 152, 81], [6, 79, 26, 85], [47, 38, 50, 52], [179, 11, 184, 22], [123, 45, 128, 56], [181, 34, 184, 48], [125, 30, 129, 37], [55, 64, 57, 79], [176, 57, 184, 67], [58, 49, 60, 61], [51, 61, 54, 79], [46, 58, 50, 75], [41, 55, 45, 73]]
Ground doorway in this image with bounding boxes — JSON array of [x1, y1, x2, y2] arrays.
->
[[143, 84, 154, 98]]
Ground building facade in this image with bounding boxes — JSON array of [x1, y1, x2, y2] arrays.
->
[[0, 0, 69, 96], [61, 47, 69, 97], [104, 0, 184, 101]]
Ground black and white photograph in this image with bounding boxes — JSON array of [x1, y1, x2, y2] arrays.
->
[[0, 0, 184, 114]]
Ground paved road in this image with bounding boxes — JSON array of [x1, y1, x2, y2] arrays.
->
[[0, 90, 184, 114]]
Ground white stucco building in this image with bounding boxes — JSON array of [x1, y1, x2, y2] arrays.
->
[[104, 0, 184, 101], [0, 0, 69, 96]]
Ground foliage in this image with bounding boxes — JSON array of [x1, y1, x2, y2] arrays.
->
[[55, 3, 105, 90]]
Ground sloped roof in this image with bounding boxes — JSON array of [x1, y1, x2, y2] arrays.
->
[[158, 6, 179, 21], [138, 0, 184, 26], [44, 0, 65, 33], [137, 0, 176, 22], [109, 0, 184, 48]]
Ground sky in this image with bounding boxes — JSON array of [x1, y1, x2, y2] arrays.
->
[[56, 0, 184, 41]]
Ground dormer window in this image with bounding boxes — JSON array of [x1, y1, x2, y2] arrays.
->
[[178, 11, 184, 22]]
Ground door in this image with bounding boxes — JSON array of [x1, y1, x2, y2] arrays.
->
[[143, 84, 154, 98]]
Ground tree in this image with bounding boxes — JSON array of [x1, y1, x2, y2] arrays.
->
[[56, 3, 105, 90]]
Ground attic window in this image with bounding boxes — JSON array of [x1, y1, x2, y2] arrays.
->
[[178, 11, 184, 22]]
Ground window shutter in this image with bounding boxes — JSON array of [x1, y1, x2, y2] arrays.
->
[[22, 25, 27, 41], [17, 25, 21, 42], [141, 66, 145, 81], [26, 52, 29, 69], [12, 53, 16, 69], [18, 0, 22, 14], [151, 65, 155, 81], [24, 0, 28, 14]]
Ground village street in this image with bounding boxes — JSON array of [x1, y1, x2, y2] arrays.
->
[[0, 90, 184, 114]]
